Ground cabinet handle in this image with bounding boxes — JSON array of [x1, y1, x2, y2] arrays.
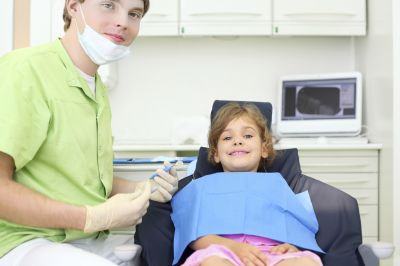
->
[[360, 211, 370, 216], [321, 178, 369, 184], [352, 194, 370, 199], [113, 165, 187, 172], [283, 12, 356, 18], [189, 12, 263, 18], [147, 13, 168, 18], [302, 163, 369, 168]]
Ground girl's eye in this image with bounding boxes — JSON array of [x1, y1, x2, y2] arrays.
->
[[222, 136, 232, 141], [244, 134, 253, 139]]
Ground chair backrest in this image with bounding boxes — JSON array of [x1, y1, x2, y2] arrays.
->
[[193, 99, 364, 266], [211, 100, 273, 130]]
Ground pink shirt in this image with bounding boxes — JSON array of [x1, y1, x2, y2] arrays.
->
[[224, 234, 281, 252]]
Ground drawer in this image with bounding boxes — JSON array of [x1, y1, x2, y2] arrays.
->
[[303, 173, 377, 189], [359, 205, 378, 237], [114, 150, 177, 158], [362, 237, 378, 245], [114, 164, 189, 181], [300, 157, 378, 173], [298, 149, 379, 158], [340, 188, 378, 204]]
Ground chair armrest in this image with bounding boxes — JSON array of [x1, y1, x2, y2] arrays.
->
[[358, 244, 379, 266], [367, 242, 395, 259], [114, 244, 142, 264], [359, 242, 395, 266]]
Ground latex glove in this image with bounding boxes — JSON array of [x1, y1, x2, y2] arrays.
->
[[84, 181, 151, 233], [150, 161, 179, 202]]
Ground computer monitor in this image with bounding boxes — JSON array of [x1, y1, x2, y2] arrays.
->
[[276, 72, 362, 137]]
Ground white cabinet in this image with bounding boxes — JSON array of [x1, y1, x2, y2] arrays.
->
[[30, 0, 367, 39], [272, 0, 366, 36], [114, 164, 189, 181], [295, 146, 381, 243], [139, 0, 179, 36], [180, 0, 272, 36]]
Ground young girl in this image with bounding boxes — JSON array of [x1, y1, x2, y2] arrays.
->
[[177, 103, 323, 266]]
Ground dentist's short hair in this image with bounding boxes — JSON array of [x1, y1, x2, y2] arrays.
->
[[63, 0, 150, 31], [207, 103, 275, 167]]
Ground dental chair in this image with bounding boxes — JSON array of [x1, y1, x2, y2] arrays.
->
[[134, 100, 393, 266]]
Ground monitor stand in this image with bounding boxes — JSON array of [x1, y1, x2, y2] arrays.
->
[[277, 136, 369, 145]]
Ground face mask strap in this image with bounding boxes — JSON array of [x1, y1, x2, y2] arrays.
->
[[75, 4, 87, 34], [79, 4, 88, 26]]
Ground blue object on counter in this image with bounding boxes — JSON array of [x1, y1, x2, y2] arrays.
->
[[113, 156, 197, 165]]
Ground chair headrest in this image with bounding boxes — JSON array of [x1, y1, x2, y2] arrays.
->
[[193, 147, 301, 186], [211, 100, 273, 130]]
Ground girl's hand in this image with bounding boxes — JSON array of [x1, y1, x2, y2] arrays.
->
[[230, 241, 268, 266], [269, 243, 299, 254]]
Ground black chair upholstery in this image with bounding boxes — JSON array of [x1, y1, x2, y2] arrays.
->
[[134, 201, 174, 266]]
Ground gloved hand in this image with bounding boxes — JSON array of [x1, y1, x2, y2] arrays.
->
[[84, 181, 151, 233], [148, 161, 179, 203]]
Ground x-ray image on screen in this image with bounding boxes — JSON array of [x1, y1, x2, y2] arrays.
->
[[282, 78, 356, 120]]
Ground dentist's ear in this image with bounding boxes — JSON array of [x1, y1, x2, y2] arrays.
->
[[65, 0, 80, 18], [65, 0, 86, 34]]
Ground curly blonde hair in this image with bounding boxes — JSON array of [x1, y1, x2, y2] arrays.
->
[[208, 103, 275, 169], [63, 0, 150, 31]]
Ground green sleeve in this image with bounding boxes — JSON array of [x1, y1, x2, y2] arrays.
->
[[0, 61, 51, 171]]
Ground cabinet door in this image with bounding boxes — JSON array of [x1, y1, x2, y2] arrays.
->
[[273, 0, 366, 36], [139, 0, 179, 36], [180, 0, 272, 36]]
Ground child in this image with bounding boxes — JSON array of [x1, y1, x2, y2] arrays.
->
[[174, 103, 323, 266]]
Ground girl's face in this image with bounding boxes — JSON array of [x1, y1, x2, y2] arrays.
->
[[76, 0, 144, 46], [214, 116, 268, 172]]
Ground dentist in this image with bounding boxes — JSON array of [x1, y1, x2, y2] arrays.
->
[[0, 0, 178, 265]]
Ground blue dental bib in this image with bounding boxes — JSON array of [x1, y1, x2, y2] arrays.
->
[[171, 172, 324, 264]]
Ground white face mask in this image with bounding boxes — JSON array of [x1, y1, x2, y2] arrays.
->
[[76, 5, 130, 65]]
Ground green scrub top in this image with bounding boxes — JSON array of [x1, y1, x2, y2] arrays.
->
[[0, 39, 114, 257]]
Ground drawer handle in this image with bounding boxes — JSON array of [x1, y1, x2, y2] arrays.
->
[[146, 13, 168, 18], [113, 165, 187, 172], [283, 12, 356, 18], [352, 194, 370, 199], [360, 211, 370, 216], [189, 12, 263, 17], [322, 178, 369, 184], [303, 163, 369, 168]]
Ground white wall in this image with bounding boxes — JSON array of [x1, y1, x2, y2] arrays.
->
[[0, 0, 14, 56], [392, 0, 400, 264], [354, 0, 396, 265], [109, 36, 355, 144]]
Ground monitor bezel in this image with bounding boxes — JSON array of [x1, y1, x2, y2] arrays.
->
[[276, 72, 362, 137]]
